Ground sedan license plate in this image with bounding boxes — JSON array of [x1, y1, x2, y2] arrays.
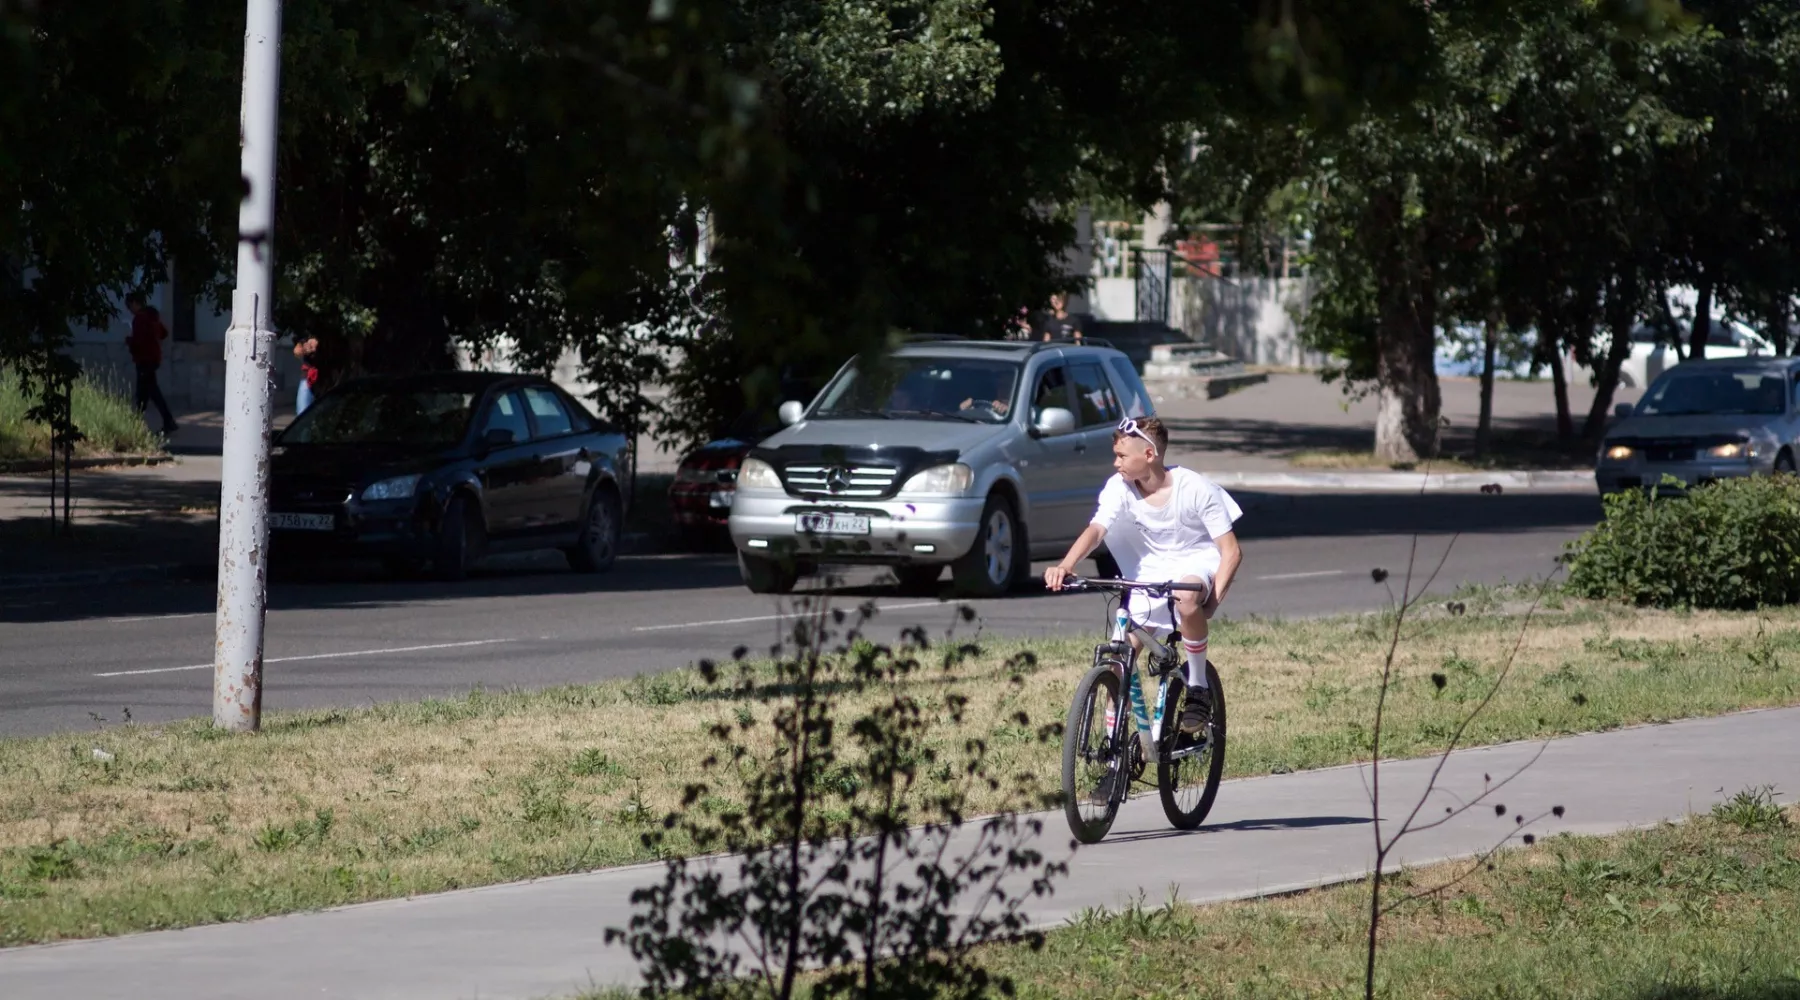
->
[[270, 512, 335, 532], [795, 512, 870, 535]]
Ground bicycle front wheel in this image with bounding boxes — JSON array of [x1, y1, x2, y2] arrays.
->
[[1158, 660, 1226, 830], [1063, 661, 1128, 844]]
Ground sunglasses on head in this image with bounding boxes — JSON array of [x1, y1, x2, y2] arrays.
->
[[1116, 417, 1158, 458]]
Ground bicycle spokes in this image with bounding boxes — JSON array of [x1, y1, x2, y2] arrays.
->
[[1077, 681, 1121, 809]]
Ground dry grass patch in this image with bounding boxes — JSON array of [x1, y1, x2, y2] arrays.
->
[[3, 593, 1799, 946], [973, 795, 1800, 1000]]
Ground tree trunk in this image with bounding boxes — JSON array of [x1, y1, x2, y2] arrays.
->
[[1371, 191, 1442, 465], [1544, 322, 1574, 442], [1475, 307, 1499, 455], [1689, 273, 1713, 361], [1583, 282, 1635, 441]]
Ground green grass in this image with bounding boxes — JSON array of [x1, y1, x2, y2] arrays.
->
[[2, 598, 1798, 947], [0, 369, 163, 460], [966, 794, 1800, 1000], [571, 793, 1800, 1000]]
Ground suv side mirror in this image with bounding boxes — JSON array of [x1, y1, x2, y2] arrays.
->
[[1034, 407, 1076, 437], [483, 427, 515, 449], [1613, 402, 1633, 419], [778, 400, 805, 426]]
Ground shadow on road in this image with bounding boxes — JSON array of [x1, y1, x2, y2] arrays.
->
[[0, 489, 1600, 624], [1231, 490, 1601, 540], [1100, 813, 1372, 846]]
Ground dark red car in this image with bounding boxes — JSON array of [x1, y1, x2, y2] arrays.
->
[[669, 436, 755, 545], [668, 405, 797, 546]]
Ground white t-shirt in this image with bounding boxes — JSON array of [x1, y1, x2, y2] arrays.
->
[[1090, 466, 1243, 582]]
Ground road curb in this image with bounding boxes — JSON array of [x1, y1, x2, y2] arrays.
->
[[1208, 469, 1596, 492], [0, 453, 175, 475]]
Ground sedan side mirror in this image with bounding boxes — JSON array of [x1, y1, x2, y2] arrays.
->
[[1034, 406, 1077, 437], [483, 427, 515, 449], [778, 400, 805, 426], [1613, 403, 1634, 419]]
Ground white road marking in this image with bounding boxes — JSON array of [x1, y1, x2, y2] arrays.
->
[[93, 639, 516, 678], [100, 612, 213, 624], [633, 600, 948, 633], [1255, 569, 1350, 582]]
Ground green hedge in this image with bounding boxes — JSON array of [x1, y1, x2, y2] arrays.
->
[[1564, 475, 1800, 609]]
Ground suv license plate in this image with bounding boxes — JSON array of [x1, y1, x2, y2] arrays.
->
[[270, 512, 335, 531], [796, 512, 870, 535]]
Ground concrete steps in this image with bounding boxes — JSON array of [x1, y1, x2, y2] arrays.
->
[[1084, 319, 1268, 400]]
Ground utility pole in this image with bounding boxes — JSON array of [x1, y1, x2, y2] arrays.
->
[[214, 0, 284, 732]]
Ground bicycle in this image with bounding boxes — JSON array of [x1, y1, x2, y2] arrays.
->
[[1058, 576, 1227, 844]]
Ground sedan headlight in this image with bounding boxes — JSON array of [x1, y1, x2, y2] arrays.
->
[[1603, 444, 1634, 462], [900, 463, 973, 496], [737, 457, 782, 490], [361, 474, 421, 501], [1708, 441, 1752, 459]]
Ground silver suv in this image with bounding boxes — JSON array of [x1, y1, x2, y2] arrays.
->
[[728, 338, 1156, 595]]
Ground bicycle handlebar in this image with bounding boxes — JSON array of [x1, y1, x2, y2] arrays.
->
[[1057, 575, 1209, 596]]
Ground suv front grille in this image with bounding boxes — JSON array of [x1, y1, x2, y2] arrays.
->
[[782, 464, 900, 499]]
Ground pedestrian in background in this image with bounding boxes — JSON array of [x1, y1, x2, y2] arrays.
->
[[124, 292, 178, 434], [1038, 292, 1084, 343], [294, 335, 319, 414]]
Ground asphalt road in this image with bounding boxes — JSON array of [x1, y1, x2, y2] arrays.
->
[[0, 489, 1602, 737]]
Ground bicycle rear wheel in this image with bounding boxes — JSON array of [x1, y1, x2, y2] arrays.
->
[[1157, 660, 1226, 830], [1063, 661, 1128, 844]]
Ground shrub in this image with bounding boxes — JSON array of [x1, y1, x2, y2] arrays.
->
[[1564, 475, 1800, 609], [0, 370, 161, 459]]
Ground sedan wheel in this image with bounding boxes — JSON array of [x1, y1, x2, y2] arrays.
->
[[568, 488, 621, 573], [435, 494, 485, 582]]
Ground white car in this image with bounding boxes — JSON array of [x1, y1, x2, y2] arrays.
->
[[1618, 319, 1771, 390]]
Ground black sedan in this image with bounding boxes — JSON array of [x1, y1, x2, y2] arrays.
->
[[269, 372, 630, 579]]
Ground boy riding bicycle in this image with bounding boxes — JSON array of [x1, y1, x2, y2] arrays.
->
[[1044, 415, 1243, 736]]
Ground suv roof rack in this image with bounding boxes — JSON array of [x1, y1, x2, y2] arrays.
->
[[893, 335, 1117, 353]]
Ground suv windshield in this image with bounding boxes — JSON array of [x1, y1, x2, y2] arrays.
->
[[812, 357, 1021, 424], [283, 387, 477, 446], [1638, 370, 1787, 417]]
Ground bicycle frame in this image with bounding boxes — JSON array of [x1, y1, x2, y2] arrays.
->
[[1082, 577, 1208, 768]]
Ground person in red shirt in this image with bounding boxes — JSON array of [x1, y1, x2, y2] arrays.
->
[[124, 293, 178, 433]]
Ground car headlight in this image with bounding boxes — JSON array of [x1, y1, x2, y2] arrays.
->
[[1708, 441, 1752, 459], [361, 474, 421, 501], [738, 457, 781, 490], [1603, 444, 1633, 462], [899, 463, 973, 496]]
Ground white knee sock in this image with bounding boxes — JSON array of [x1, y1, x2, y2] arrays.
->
[[1182, 637, 1209, 689]]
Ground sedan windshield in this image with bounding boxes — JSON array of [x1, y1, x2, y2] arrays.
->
[[1638, 370, 1787, 417], [812, 358, 1021, 424], [283, 388, 477, 446]]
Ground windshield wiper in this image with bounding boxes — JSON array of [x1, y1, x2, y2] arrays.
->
[[888, 409, 985, 423], [818, 408, 891, 420]]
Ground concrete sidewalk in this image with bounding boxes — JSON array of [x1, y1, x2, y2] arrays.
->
[[1, 706, 1793, 1000]]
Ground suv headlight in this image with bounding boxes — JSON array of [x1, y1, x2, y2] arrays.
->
[[361, 474, 421, 501], [1708, 441, 1752, 459], [738, 457, 782, 490], [900, 463, 973, 496]]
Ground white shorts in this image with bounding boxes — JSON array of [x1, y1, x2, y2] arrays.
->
[[1124, 555, 1217, 630]]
